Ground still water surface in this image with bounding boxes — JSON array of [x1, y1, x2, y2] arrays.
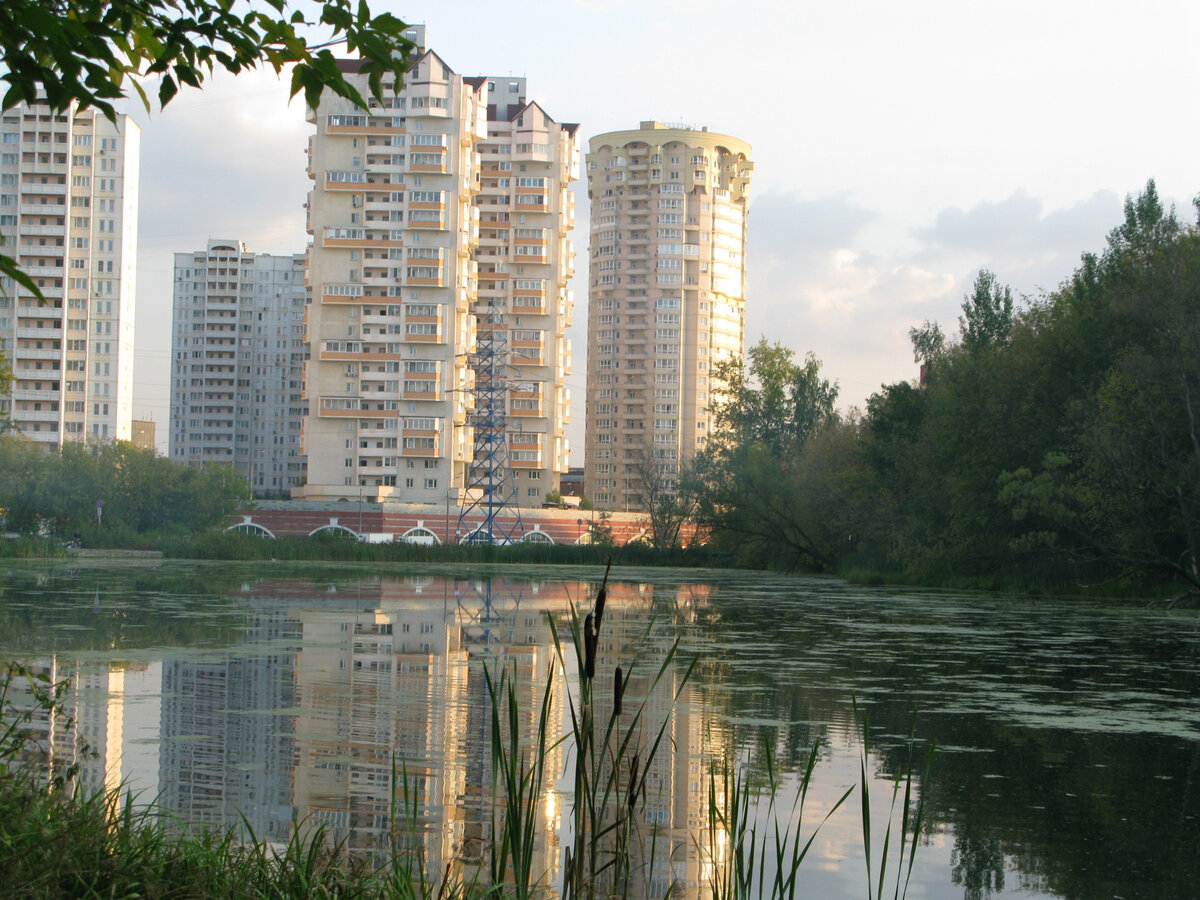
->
[[0, 560, 1197, 899]]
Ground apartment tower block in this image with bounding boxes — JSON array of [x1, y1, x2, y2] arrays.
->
[[169, 240, 308, 495], [584, 122, 752, 509], [0, 101, 139, 446], [298, 27, 577, 504]]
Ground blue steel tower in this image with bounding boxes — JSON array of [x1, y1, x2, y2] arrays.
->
[[457, 296, 525, 544]]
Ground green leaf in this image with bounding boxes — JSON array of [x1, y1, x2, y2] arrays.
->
[[0, 253, 46, 304]]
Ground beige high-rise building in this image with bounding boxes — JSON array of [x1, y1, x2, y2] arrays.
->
[[474, 78, 578, 506], [0, 100, 139, 446], [584, 122, 752, 510], [297, 27, 577, 505]]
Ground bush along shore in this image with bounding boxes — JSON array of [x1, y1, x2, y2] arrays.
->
[[0, 571, 932, 900]]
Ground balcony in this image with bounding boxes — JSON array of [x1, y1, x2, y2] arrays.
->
[[364, 229, 404, 248], [321, 284, 365, 304], [327, 118, 404, 136], [323, 226, 366, 248], [325, 172, 367, 191], [21, 224, 65, 236], [400, 381, 440, 401], [21, 182, 67, 195], [19, 203, 67, 217], [16, 327, 62, 341], [13, 409, 61, 423], [511, 297, 545, 315]]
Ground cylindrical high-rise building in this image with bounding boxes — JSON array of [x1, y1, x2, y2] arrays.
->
[[584, 122, 752, 510]]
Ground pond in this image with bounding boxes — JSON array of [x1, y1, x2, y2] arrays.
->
[[0, 560, 1196, 899]]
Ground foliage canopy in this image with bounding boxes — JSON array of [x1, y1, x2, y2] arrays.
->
[[0, 435, 245, 535], [695, 181, 1200, 594]]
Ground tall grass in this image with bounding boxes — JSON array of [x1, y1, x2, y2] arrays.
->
[[703, 737, 853, 900], [854, 699, 934, 900]]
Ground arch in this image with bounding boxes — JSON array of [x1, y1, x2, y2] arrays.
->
[[308, 524, 358, 539], [626, 529, 652, 546], [225, 521, 275, 539], [460, 526, 512, 546], [398, 526, 441, 546], [523, 529, 554, 545]]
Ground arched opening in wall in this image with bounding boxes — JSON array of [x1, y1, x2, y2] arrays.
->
[[461, 526, 512, 546], [523, 529, 553, 545], [308, 524, 358, 540], [399, 527, 440, 546], [225, 522, 275, 539]]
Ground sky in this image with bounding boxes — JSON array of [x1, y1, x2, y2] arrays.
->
[[126, 0, 1199, 454]]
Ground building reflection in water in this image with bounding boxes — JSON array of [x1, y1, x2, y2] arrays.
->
[[159, 612, 299, 840], [6, 655, 134, 796], [11, 574, 725, 898]]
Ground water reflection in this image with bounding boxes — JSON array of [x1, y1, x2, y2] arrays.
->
[[147, 573, 723, 896], [1, 563, 1198, 900]]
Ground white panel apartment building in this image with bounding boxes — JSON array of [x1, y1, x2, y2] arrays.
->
[[169, 240, 308, 496], [298, 28, 577, 504], [584, 123, 752, 510], [0, 101, 139, 446]]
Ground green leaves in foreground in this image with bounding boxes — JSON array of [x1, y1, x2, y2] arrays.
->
[[0, 0, 417, 121]]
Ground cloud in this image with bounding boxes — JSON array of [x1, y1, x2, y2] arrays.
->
[[914, 188, 1121, 294], [749, 190, 876, 262], [741, 187, 1131, 408]]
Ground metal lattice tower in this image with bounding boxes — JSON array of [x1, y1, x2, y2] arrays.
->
[[457, 297, 525, 544]]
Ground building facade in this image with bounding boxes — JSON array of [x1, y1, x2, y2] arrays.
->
[[584, 122, 752, 510], [472, 78, 577, 506], [297, 28, 577, 505], [169, 240, 308, 496], [0, 101, 139, 446]]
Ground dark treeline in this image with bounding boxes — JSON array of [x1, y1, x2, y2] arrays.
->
[[0, 437, 245, 539], [688, 181, 1200, 596]]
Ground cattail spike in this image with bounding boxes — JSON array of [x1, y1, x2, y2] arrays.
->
[[628, 753, 640, 811], [594, 585, 607, 635], [583, 612, 596, 679], [613, 666, 623, 716], [594, 558, 611, 632]]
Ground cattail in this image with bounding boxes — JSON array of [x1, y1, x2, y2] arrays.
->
[[628, 753, 640, 811], [584, 612, 596, 679], [613, 666, 623, 716], [594, 585, 607, 636], [594, 558, 611, 632]]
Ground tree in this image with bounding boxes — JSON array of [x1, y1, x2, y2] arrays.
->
[[0, 0, 416, 299], [908, 319, 946, 368], [711, 339, 838, 458], [629, 442, 696, 550], [691, 340, 841, 569], [0, 436, 245, 535], [908, 319, 945, 383], [958, 269, 1014, 354]]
